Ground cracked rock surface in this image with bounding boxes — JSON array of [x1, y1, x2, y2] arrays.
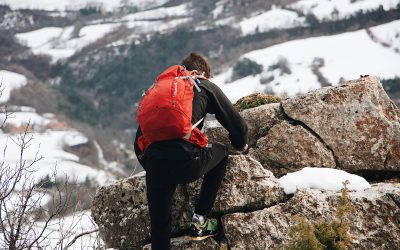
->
[[187, 155, 285, 213], [282, 76, 400, 171], [249, 121, 336, 177], [222, 183, 400, 249], [92, 156, 284, 249], [92, 76, 400, 249], [205, 102, 285, 152]]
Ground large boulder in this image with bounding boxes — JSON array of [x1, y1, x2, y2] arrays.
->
[[187, 155, 285, 213], [208, 76, 400, 173], [91, 172, 192, 249], [282, 76, 400, 171], [249, 121, 336, 176], [205, 103, 285, 150], [222, 183, 400, 249], [92, 156, 285, 249]]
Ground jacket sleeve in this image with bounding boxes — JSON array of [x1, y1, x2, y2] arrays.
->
[[204, 81, 248, 150], [134, 126, 145, 166]]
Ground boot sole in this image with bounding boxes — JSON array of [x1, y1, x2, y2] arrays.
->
[[190, 233, 217, 241]]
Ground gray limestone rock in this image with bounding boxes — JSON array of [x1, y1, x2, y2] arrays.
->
[[222, 183, 400, 249], [204, 103, 285, 151], [187, 155, 286, 213], [249, 121, 336, 176], [92, 156, 285, 248], [282, 76, 400, 171]]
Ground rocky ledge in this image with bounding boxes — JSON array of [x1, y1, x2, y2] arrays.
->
[[92, 76, 400, 249]]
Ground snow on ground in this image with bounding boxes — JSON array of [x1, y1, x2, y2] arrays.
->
[[0, 0, 169, 12], [0, 70, 27, 103], [213, 21, 400, 101], [122, 3, 190, 21], [125, 17, 190, 34], [35, 210, 101, 250], [0, 130, 113, 188], [16, 23, 121, 61], [369, 20, 400, 53], [16, 4, 191, 61], [290, 0, 399, 21], [279, 167, 371, 194], [2, 111, 51, 128], [239, 7, 306, 36], [4, 192, 52, 214], [15, 27, 65, 48]]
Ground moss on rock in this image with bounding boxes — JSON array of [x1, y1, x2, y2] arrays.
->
[[234, 93, 281, 112]]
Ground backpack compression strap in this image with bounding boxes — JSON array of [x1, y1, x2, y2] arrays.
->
[[183, 117, 205, 139]]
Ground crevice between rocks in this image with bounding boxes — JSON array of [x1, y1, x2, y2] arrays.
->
[[383, 151, 391, 169], [352, 169, 400, 183], [168, 197, 291, 248], [279, 103, 340, 169], [388, 193, 400, 210]]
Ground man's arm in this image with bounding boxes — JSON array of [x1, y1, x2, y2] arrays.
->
[[203, 80, 248, 150]]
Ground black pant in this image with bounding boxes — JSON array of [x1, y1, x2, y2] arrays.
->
[[143, 142, 228, 250]]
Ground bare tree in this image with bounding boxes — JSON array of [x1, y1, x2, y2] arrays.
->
[[0, 83, 102, 249]]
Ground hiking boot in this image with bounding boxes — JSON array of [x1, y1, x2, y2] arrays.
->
[[189, 218, 219, 241]]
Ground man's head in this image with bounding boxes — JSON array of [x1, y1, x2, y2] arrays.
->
[[181, 52, 211, 78]]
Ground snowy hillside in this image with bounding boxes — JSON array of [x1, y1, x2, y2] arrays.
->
[[290, 0, 399, 21], [0, 70, 27, 102], [14, 3, 192, 61], [0, 0, 169, 12], [214, 20, 400, 101]]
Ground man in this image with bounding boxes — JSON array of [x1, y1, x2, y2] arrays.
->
[[134, 52, 248, 249]]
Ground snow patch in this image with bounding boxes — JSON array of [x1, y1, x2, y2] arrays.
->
[[122, 3, 189, 21], [279, 167, 371, 194], [239, 7, 306, 35], [290, 0, 399, 21], [0, 70, 27, 103], [16, 23, 120, 61], [0, 0, 169, 12]]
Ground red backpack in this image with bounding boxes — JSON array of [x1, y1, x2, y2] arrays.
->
[[136, 65, 208, 153]]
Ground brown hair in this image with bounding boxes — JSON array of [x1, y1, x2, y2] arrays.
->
[[181, 52, 212, 78]]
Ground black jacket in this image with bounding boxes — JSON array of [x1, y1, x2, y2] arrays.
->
[[134, 79, 248, 164]]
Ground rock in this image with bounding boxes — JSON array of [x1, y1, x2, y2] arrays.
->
[[91, 173, 192, 249], [282, 76, 400, 171], [92, 156, 285, 248], [233, 93, 281, 112], [142, 236, 220, 250], [205, 103, 285, 150], [222, 183, 400, 249], [187, 155, 285, 213], [249, 121, 336, 176]]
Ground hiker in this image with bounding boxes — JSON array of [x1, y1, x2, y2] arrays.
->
[[134, 52, 248, 249]]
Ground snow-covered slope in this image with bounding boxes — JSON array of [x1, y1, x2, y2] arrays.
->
[[290, 0, 399, 21], [239, 7, 307, 35], [214, 20, 400, 101], [0, 111, 115, 187], [0, 0, 169, 12], [14, 3, 192, 61], [0, 69, 117, 187], [0, 70, 27, 103]]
